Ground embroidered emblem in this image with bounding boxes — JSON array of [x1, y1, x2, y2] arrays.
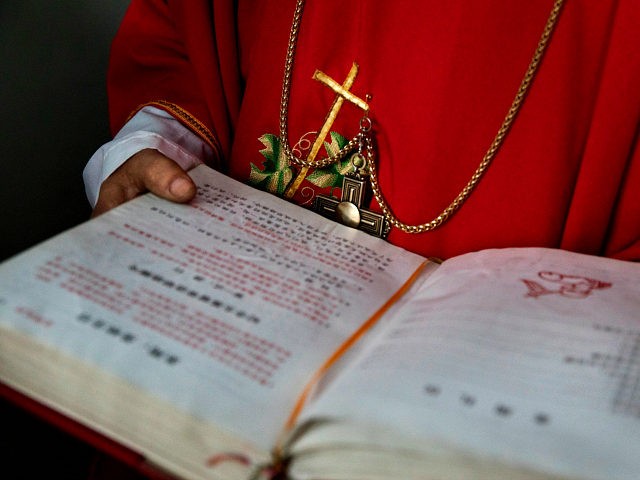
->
[[521, 271, 612, 299], [283, 64, 369, 199], [249, 133, 294, 196], [305, 132, 355, 189], [250, 131, 355, 203]]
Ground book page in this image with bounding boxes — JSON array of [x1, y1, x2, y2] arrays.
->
[[297, 248, 640, 480], [0, 165, 425, 453]]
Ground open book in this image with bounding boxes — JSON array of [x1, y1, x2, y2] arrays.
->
[[1, 164, 638, 480]]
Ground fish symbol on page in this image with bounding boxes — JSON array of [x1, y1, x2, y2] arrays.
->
[[521, 271, 612, 299]]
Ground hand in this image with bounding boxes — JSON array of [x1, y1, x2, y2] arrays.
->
[[91, 149, 197, 218]]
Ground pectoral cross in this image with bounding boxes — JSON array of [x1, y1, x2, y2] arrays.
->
[[283, 63, 369, 199], [283, 63, 389, 238], [313, 161, 390, 239]]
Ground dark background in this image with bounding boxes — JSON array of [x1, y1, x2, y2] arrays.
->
[[1, 2, 133, 478], [0, 1, 130, 261]]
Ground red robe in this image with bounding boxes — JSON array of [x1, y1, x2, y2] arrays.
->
[[107, 0, 640, 261]]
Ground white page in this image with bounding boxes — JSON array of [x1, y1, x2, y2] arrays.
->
[[0, 165, 425, 451], [298, 247, 640, 480]]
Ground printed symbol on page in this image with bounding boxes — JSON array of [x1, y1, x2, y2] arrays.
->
[[494, 404, 513, 417], [76, 312, 136, 343], [145, 344, 180, 365], [521, 271, 612, 299], [422, 385, 552, 426], [534, 412, 550, 425], [460, 393, 476, 406], [424, 384, 441, 396]]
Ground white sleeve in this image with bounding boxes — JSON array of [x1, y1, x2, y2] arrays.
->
[[82, 106, 215, 207]]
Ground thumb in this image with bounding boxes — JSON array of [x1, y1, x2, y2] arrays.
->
[[135, 150, 197, 203], [92, 149, 197, 218]]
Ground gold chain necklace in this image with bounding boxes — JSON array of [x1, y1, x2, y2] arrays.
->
[[279, 0, 565, 233]]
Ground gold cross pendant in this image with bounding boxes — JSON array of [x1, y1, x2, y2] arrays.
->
[[283, 62, 388, 238]]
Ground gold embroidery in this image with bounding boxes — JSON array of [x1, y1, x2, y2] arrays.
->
[[129, 100, 223, 161], [283, 62, 369, 198]]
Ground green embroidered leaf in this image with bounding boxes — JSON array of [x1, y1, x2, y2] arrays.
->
[[306, 131, 355, 189], [249, 133, 294, 195], [325, 131, 349, 156]]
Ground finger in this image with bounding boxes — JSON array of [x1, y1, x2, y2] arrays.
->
[[91, 149, 197, 218], [131, 149, 197, 203]]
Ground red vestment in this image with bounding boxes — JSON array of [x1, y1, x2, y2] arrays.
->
[[107, 0, 640, 261]]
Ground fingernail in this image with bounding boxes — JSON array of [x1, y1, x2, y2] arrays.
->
[[169, 178, 191, 197]]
